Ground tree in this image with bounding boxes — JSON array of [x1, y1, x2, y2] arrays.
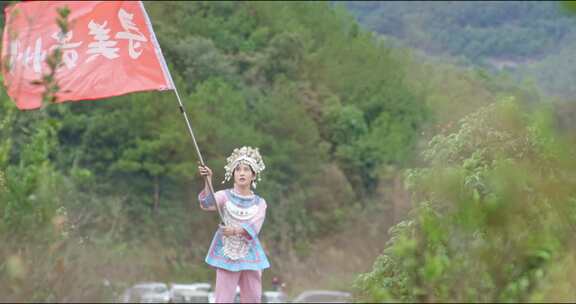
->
[[355, 98, 576, 302]]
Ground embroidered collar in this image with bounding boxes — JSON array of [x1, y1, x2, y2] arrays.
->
[[226, 189, 259, 207]]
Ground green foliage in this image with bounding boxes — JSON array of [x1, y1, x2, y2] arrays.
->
[[0, 84, 82, 300], [0, 87, 61, 235], [150, 1, 428, 195], [561, 1, 576, 14], [355, 98, 576, 302], [169, 36, 236, 87]]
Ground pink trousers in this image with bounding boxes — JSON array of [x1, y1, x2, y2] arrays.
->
[[215, 268, 262, 303]]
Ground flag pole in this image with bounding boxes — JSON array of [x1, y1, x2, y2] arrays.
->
[[140, 2, 224, 224], [173, 83, 225, 224]]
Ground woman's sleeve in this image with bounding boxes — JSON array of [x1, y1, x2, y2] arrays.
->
[[198, 189, 225, 211]]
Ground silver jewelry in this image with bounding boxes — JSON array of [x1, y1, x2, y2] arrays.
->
[[225, 200, 258, 221], [220, 194, 260, 260], [222, 146, 266, 187]]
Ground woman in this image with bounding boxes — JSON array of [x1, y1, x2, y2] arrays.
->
[[197, 146, 270, 303]]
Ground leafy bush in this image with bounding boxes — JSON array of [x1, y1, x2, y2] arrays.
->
[[355, 98, 576, 302]]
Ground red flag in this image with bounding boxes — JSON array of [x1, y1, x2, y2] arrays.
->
[[1, 1, 173, 110]]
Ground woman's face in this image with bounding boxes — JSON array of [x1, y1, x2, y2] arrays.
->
[[233, 163, 255, 188]]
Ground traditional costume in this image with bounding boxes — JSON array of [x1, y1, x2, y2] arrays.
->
[[198, 147, 269, 303]]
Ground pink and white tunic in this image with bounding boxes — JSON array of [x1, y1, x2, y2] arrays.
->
[[199, 188, 270, 271]]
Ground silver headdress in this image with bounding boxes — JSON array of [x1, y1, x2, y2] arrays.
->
[[222, 146, 265, 188]]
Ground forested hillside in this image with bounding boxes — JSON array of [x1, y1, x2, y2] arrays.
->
[[343, 1, 576, 99], [1, 1, 576, 302]]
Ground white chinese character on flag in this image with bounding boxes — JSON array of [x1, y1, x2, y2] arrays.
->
[[23, 38, 47, 74], [50, 31, 83, 70], [7, 40, 21, 74], [86, 20, 119, 62], [115, 8, 148, 59]]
